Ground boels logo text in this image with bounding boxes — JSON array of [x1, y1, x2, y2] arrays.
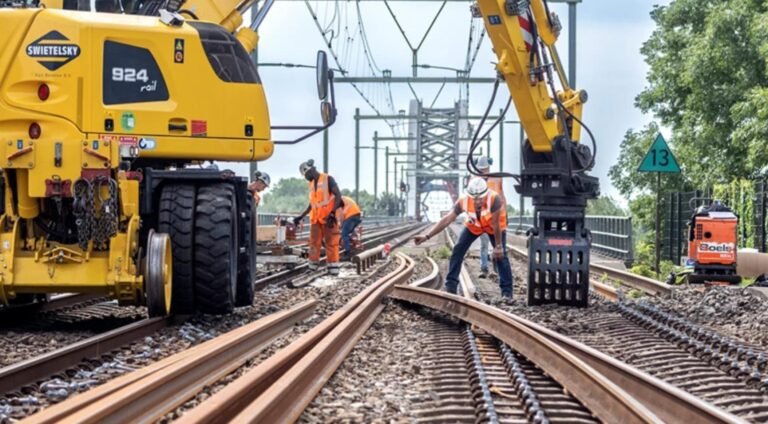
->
[[26, 31, 81, 71], [698, 243, 735, 253]]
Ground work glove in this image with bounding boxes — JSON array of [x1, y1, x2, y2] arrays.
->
[[293, 216, 303, 226], [326, 213, 337, 229]]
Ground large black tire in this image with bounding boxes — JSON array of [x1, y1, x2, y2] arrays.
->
[[235, 193, 256, 307], [194, 184, 238, 314], [158, 184, 196, 314]]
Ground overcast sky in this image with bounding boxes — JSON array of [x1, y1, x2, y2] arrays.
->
[[229, 0, 671, 210]]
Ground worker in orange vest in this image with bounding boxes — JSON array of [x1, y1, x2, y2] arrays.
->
[[338, 195, 362, 256], [294, 160, 344, 275], [474, 156, 506, 278], [247, 170, 271, 207], [413, 178, 513, 301]]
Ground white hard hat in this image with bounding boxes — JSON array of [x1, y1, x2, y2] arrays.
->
[[466, 177, 488, 198], [253, 171, 271, 186], [474, 156, 492, 170], [299, 159, 315, 176]]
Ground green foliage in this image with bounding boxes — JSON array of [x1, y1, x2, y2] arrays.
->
[[636, 0, 768, 187], [712, 179, 755, 247], [430, 246, 452, 260], [614, 0, 768, 276], [627, 289, 645, 300], [586, 196, 628, 216], [609, 123, 689, 199], [260, 178, 310, 214], [260, 177, 401, 216], [630, 236, 680, 279]]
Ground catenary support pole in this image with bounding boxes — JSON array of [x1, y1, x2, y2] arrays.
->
[[373, 133, 379, 199], [355, 108, 360, 203]]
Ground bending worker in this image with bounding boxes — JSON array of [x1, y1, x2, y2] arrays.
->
[[475, 156, 506, 278], [294, 160, 343, 275], [248, 170, 271, 207], [413, 178, 514, 301], [339, 195, 362, 256]]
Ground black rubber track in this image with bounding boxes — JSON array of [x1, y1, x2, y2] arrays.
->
[[158, 184, 196, 314], [194, 184, 237, 315], [236, 193, 256, 307]]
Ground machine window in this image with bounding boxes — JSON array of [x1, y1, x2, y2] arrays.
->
[[188, 22, 260, 84]]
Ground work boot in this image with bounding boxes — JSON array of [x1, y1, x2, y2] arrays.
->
[[308, 261, 320, 271], [444, 284, 458, 295], [479, 269, 489, 279], [328, 263, 340, 276], [501, 292, 514, 305]]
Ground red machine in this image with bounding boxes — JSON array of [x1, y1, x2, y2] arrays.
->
[[686, 200, 741, 284]]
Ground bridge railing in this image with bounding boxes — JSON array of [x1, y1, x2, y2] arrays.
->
[[508, 215, 634, 266]]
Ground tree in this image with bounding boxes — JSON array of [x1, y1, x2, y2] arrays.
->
[[260, 178, 309, 213], [586, 196, 628, 217], [636, 0, 768, 187], [609, 123, 690, 200]]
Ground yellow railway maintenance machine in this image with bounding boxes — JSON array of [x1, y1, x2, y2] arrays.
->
[[0, 0, 337, 316]]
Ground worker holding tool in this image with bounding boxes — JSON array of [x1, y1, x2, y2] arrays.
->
[[338, 195, 362, 258], [413, 178, 514, 301], [474, 156, 506, 278], [294, 160, 344, 275], [248, 170, 271, 207]]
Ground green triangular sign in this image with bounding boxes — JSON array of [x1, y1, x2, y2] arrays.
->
[[638, 133, 681, 173]]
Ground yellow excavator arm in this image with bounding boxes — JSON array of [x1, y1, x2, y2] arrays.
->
[[475, 0, 587, 152], [473, 0, 599, 308]]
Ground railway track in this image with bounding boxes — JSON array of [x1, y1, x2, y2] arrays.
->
[[254, 222, 424, 291], [0, 222, 421, 421], [393, 258, 743, 423], [20, 253, 416, 423], [397, 243, 749, 423]]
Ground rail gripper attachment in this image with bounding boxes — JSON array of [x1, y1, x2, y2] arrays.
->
[[526, 208, 591, 307]]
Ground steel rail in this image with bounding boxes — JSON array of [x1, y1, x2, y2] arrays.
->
[[254, 222, 424, 290], [0, 317, 171, 395], [24, 300, 317, 424], [391, 286, 743, 424], [505, 243, 671, 297], [410, 256, 440, 289], [0, 293, 103, 319], [232, 253, 415, 423], [180, 253, 415, 424]]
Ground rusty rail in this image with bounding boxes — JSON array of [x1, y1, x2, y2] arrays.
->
[[391, 286, 742, 424], [0, 316, 171, 395], [411, 256, 440, 289], [24, 300, 317, 424], [180, 253, 416, 424]]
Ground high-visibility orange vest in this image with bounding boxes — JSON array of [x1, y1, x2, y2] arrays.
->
[[485, 176, 506, 221], [339, 196, 361, 219], [486, 177, 503, 196], [460, 190, 506, 235], [308, 173, 336, 224]]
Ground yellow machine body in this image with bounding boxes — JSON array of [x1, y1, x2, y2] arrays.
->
[[0, 8, 272, 306]]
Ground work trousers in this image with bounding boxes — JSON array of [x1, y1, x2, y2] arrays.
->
[[341, 215, 362, 253], [446, 227, 513, 296], [309, 221, 340, 273]]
